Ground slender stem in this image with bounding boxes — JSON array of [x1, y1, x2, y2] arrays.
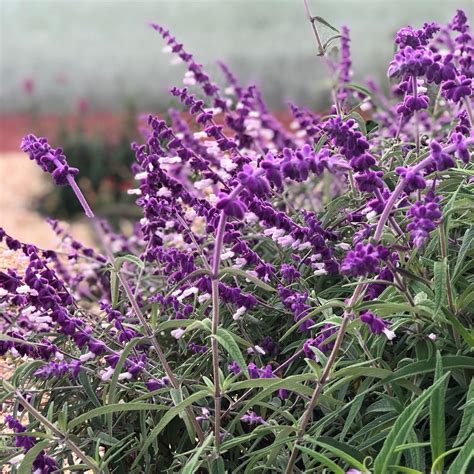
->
[[210, 212, 228, 452], [285, 139, 473, 472], [412, 75, 420, 154], [66, 176, 95, 218], [5, 383, 100, 473], [285, 284, 364, 473], [303, 0, 324, 55], [463, 97, 474, 128], [303, 0, 342, 116], [92, 221, 205, 443]]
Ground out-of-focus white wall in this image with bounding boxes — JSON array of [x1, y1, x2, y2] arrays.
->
[[0, 0, 471, 112]]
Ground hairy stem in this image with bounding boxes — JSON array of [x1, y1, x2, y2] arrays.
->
[[4, 381, 100, 473], [285, 283, 365, 473], [210, 212, 228, 452], [92, 221, 205, 443], [412, 75, 420, 154]]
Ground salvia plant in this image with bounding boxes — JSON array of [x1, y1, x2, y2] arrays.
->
[[1, 3, 473, 473]]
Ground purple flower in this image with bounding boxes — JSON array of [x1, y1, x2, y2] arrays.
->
[[354, 170, 384, 193], [303, 324, 338, 359], [261, 152, 283, 189], [229, 361, 241, 375], [238, 165, 270, 197], [188, 342, 208, 353], [20, 134, 78, 185], [146, 377, 169, 391], [248, 362, 260, 379], [442, 76, 472, 103], [241, 411, 266, 425], [360, 310, 395, 340], [216, 194, 247, 219], [407, 191, 442, 247], [395, 167, 427, 192], [341, 243, 387, 277], [280, 263, 301, 283], [429, 140, 456, 171], [451, 132, 471, 164]]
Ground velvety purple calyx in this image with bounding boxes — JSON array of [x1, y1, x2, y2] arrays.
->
[[407, 190, 442, 248], [341, 243, 388, 277], [261, 152, 283, 189], [146, 377, 169, 391], [396, 94, 429, 116], [354, 170, 384, 193], [429, 140, 456, 170], [238, 164, 271, 197], [229, 361, 241, 375], [442, 76, 472, 102], [20, 134, 79, 186], [395, 166, 426, 192], [360, 310, 388, 333], [451, 132, 470, 163], [216, 194, 247, 219], [280, 263, 301, 283], [241, 411, 266, 425], [303, 324, 337, 359]]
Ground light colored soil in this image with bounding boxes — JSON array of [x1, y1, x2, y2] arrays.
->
[[0, 152, 93, 386], [0, 152, 93, 248]]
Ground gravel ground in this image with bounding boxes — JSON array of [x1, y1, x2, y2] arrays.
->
[[0, 152, 93, 248], [0, 152, 92, 384]]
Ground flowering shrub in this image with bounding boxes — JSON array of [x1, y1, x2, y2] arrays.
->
[[1, 6, 473, 473]]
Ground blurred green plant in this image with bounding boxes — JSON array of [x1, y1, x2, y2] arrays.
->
[[36, 102, 138, 223]]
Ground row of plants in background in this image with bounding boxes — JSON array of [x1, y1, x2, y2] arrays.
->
[[1, 3, 473, 473]]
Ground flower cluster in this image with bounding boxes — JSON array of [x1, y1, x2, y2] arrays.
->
[[2, 9, 472, 473]]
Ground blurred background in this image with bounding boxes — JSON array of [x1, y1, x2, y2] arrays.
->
[[0, 0, 471, 246]]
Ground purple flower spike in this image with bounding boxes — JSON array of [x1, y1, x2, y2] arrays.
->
[[229, 361, 241, 375], [354, 170, 384, 193], [21, 134, 94, 218], [442, 76, 472, 103]]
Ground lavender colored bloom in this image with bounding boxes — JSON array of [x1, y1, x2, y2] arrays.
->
[[241, 411, 266, 425], [21, 134, 78, 185], [229, 361, 241, 375], [407, 191, 442, 247], [216, 194, 247, 219], [280, 263, 301, 283], [360, 310, 395, 340], [20, 134, 93, 217], [303, 324, 337, 359], [442, 76, 472, 102], [354, 170, 384, 193], [261, 152, 283, 189], [259, 364, 274, 378], [238, 165, 270, 197], [429, 140, 456, 171], [188, 342, 208, 353], [396, 94, 429, 116], [341, 243, 387, 277], [146, 377, 169, 391], [260, 336, 279, 356], [248, 362, 260, 379], [451, 132, 470, 163], [395, 167, 427, 192]]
